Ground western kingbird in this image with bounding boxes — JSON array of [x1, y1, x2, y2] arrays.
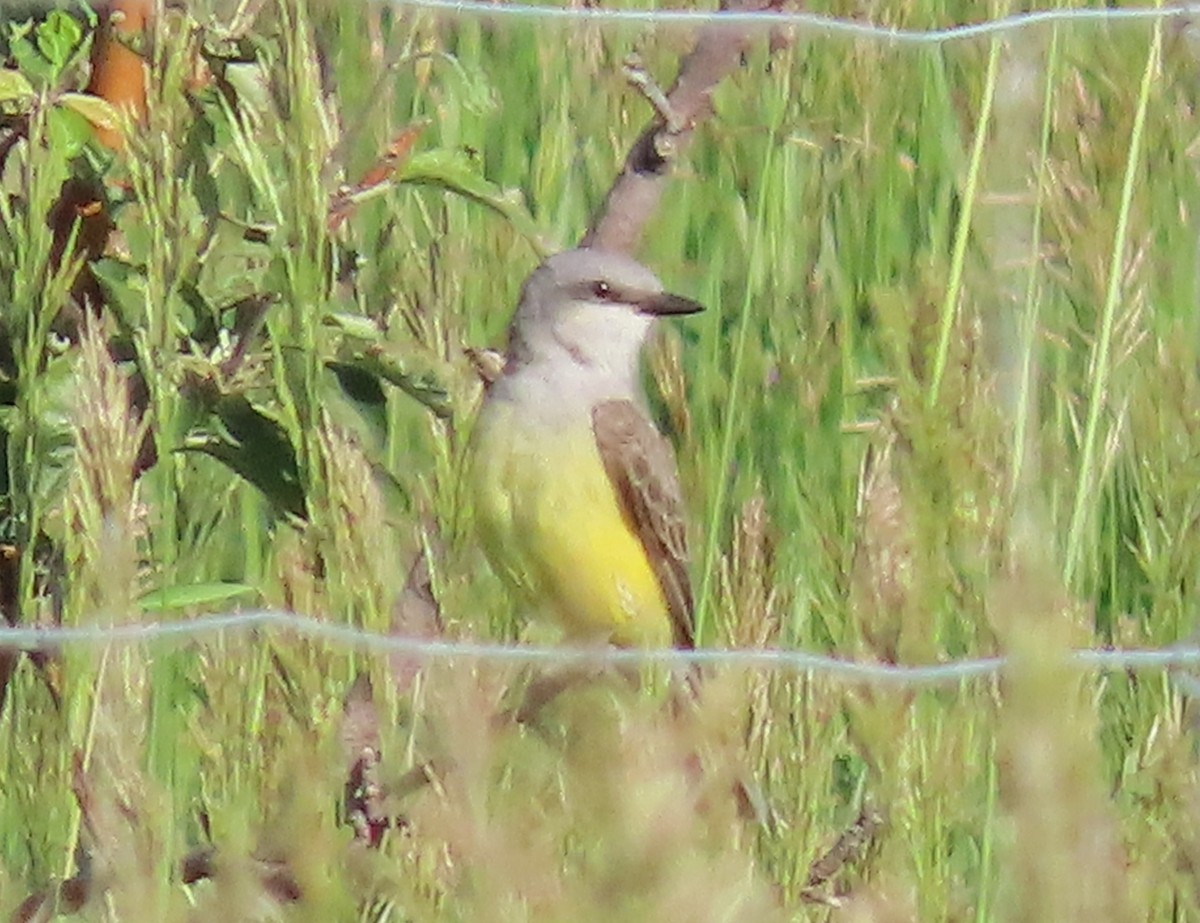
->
[[468, 247, 703, 650]]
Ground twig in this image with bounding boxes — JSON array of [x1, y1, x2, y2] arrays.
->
[[800, 801, 885, 905], [581, 0, 792, 253]]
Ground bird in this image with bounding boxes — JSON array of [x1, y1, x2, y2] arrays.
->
[[467, 247, 703, 653], [467, 252, 774, 827]]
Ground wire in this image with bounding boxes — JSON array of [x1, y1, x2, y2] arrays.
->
[[393, 0, 1199, 44], [2, 609, 1199, 687]]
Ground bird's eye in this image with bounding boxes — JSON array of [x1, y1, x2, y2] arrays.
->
[[591, 281, 612, 300]]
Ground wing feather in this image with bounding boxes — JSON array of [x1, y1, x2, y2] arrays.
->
[[592, 399, 694, 649]]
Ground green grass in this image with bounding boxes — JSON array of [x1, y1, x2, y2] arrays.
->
[[2, 0, 1200, 919]]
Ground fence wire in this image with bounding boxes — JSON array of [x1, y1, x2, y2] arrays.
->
[[2, 610, 1199, 689], [396, 1, 1200, 42]]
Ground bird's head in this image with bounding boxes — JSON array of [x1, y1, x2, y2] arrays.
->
[[506, 248, 703, 376]]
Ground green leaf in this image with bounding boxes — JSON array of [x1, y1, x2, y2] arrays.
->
[[325, 360, 388, 448], [36, 11, 83, 73], [324, 311, 382, 342], [0, 351, 83, 543], [317, 367, 410, 521], [183, 394, 306, 519], [59, 92, 123, 136], [91, 258, 147, 330], [0, 69, 34, 105], [327, 360, 387, 408], [222, 61, 271, 118], [279, 344, 313, 435], [184, 117, 221, 218], [10, 30, 53, 85], [334, 337, 455, 420], [46, 104, 92, 160], [400, 150, 546, 250], [7, 19, 34, 44], [138, 582, 258, 612]]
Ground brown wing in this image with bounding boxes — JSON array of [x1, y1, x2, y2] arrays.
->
[[592, 399, 695, 649]]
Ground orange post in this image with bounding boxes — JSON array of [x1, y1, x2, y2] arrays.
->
[[85, 0, 151, 150]]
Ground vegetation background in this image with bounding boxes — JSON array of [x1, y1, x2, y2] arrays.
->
[[0, 0, 1197, 919]]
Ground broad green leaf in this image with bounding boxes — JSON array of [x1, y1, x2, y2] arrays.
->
[[0, 134, 28, 197], [325, 360, 388, 448], [325, 311, 382, 342], [182, 395, 306, 519], [223, 61, 271, 118], [59, 92, 123, 135], [91, 258, 148, 330], [139, 582, 258, 611], [10, 31, 53, 85], [184, 117, 221, 219], [400, 150, 546, 252], [279, 344, 313, 434], [46, 104, 92, 160], [0, 69, 33, 105], [335, 338, 454, 420], [0, 351, 83, 543], [318, 366, 410, 521], [6, 19, 34, 43], [326, 361, 386, 410], [36, 11, 83, 74]]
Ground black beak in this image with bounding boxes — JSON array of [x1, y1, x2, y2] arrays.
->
[[637, 291, 705, 317]]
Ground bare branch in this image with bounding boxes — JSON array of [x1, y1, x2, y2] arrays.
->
[[581, 0, 791, 253]]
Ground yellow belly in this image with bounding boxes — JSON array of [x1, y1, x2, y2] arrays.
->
[[468, 400, 671, 647]]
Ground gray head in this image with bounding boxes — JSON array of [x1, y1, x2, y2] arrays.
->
[[506, 248, 703, 378]]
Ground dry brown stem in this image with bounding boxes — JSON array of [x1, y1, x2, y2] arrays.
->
[[581, 0, 792, 253]]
